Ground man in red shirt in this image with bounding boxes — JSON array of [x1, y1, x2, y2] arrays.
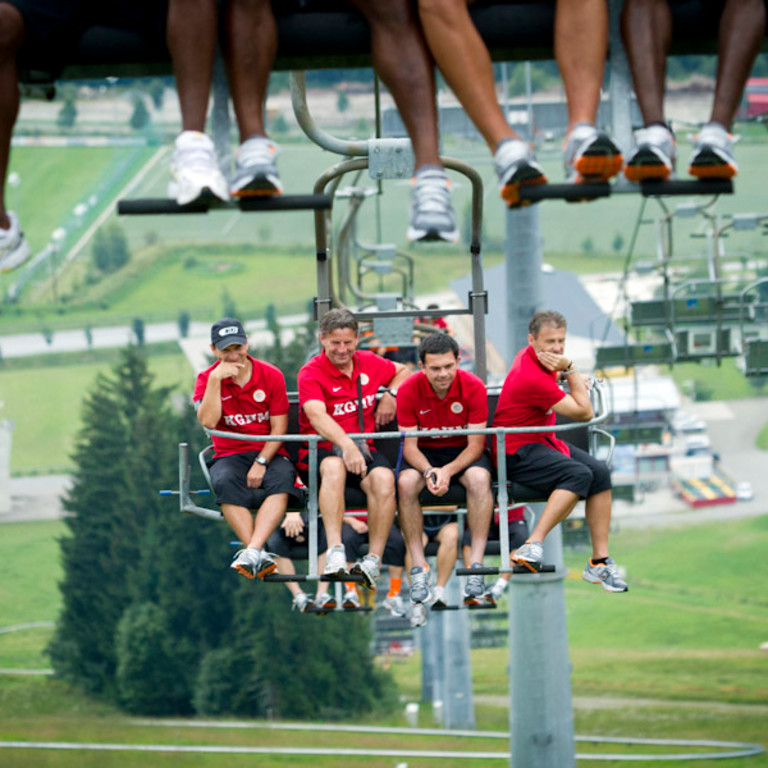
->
[[397, 334, 494, 624], [298, 308, 411, 589], [194, 318, 303, 581], [493, 310, 628, 592]]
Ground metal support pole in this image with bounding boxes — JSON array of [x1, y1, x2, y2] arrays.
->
[[505, 205, 542, 364], [211, 49, 232, 177], [608, 0, 634, 158], [508, 513, 575, 768], [0, 420, 13, 515], [441, 576, 476, 729]]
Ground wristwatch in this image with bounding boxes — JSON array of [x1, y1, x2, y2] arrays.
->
[[254, 456, 269, 467], [386, 388, 398, 397]]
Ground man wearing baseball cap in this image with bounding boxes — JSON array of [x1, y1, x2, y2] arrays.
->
[[194, 318, 303, 580]]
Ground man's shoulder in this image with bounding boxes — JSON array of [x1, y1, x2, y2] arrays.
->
[[251, 356, 285, 379], [399, 369, 426, 394]]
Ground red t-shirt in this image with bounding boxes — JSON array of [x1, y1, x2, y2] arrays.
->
[[396, 368, 487, 449], [297, 349, 397, 451], [492, 345, 569, 457], [193, 355, 289, 457]]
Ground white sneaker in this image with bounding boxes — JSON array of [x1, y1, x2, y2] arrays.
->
[[324, 544, 348, 577], [351, 553, 381, 590], [493, 138, 547, 207], [0, 213, 31, 273], [488, 577, 509, 605], [409, 601, 428, 628], [342, 587, 361, 609], [432, 585, 447, 608], [231, 136, 283, 197], [511, 541, 544, 572], [291, 591, 314, 613], [169, 130, 229, 205], [382, 593, 406, 617]]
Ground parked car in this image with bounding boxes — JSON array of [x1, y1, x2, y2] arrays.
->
[[736, 481, 754, 501]]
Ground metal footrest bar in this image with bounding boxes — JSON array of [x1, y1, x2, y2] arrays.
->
[[117, 194, 332, 215]]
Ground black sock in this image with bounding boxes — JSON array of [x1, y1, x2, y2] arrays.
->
[[591, 557, 608, 565]]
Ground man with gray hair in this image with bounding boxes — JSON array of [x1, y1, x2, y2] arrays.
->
[[297, 309, 411, 589], [492, 310, 628, 592]]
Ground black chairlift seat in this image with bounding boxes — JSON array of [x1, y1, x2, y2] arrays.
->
[[17, 0, 761, 86], [595, 342, 676, 369]]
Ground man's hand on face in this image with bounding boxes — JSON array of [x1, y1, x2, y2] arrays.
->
[[537, 351, 567, 372], [212, 361, 245, 380]]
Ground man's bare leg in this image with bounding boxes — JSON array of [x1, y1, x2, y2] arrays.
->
[[434, 522, 459, 588], [583, 488, 611, 560], [0, 4, 24, 229], [361, 467, 396, 559], [318, 457, 347, 547], [249, 493, 288, 549], [397, 470, 428, 569], [526, 488, 580, 545], [460, 467, 493, 565]]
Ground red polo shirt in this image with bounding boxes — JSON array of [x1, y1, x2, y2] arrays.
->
[[492, 345, 569, 457], [297, 349, 397, 451], [396, 368, 487, 449], [193, 355, 289, 457]]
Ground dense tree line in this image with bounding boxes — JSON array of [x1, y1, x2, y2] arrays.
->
[[48, 347, 396, 717]]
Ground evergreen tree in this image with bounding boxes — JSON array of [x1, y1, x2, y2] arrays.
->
[[48, 349, 181, 696]]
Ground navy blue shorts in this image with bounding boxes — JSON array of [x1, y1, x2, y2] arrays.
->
[[342, 523, 406, 567], [505, 443, 611, 500], [267, 514, 327, 559], [208, 453, 304, 510]]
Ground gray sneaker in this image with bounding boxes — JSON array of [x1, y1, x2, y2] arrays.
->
[[624, 124, 676, 182], [324, 544, 348, 577], [292, 591, 314, 613], [408, 565, 432, 604], [351, 553, 381, 590], [230, 547, 277, 580], [493, 138, 547, 207], [511, 541, 544, 572], [382, 594, 406, 617], [563, 123, 623, 182], [0, 213, 31, 273], [688, 122, 737, 179], [463, 562, 486, 605], [407, 167, 459, 243], [410, 601, 428, 628], [582, 557, 628, 592], [231, 136, 283, 197]]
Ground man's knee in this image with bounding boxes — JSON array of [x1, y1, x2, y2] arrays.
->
[[418, 0, 462, 23], [319, 456, 346, 486], [461, 466, 491, 495], [365, 467, 395, 498], [397, 469, 423, 501], [438, 522, 459, 546], [0, 4, 25, 53]]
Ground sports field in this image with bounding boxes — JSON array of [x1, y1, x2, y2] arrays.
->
[[0, 516, 766, 767]]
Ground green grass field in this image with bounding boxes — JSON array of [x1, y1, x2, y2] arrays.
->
[[0, 517, 766, 767], [0, 345, 194, 474]]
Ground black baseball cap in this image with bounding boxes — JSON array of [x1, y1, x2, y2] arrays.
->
[[211, 318, 247, 350]]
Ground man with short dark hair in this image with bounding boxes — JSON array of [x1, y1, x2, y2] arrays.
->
[[297, 308, 411, 589], [493, 310, 628, 592], [194, 317, 303, 580], [396, 333, 493, 624]]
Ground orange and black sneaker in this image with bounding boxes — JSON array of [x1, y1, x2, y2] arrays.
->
[[688, 122, 738, 179], [624, 124, 676, 182], [494, 138, 547, 208], [564, 123, 623, 183]]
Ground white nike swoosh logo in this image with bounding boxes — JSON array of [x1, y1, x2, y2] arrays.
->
[[221, 396, 233, 401], [419, 409, 431, 415], [332, 386, 342, 392]]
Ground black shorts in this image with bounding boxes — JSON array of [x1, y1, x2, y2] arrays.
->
[[505, 443, 611, 500], [400, 446, 493, 482], [461, 518, 528, 552], [342, 523, 406, 567], [208, 453, 304, 510], [298, 446, 393, 491], [9, 0, 166, 70], [267, 516, 327, 559], [423, 513, 457, 539]]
